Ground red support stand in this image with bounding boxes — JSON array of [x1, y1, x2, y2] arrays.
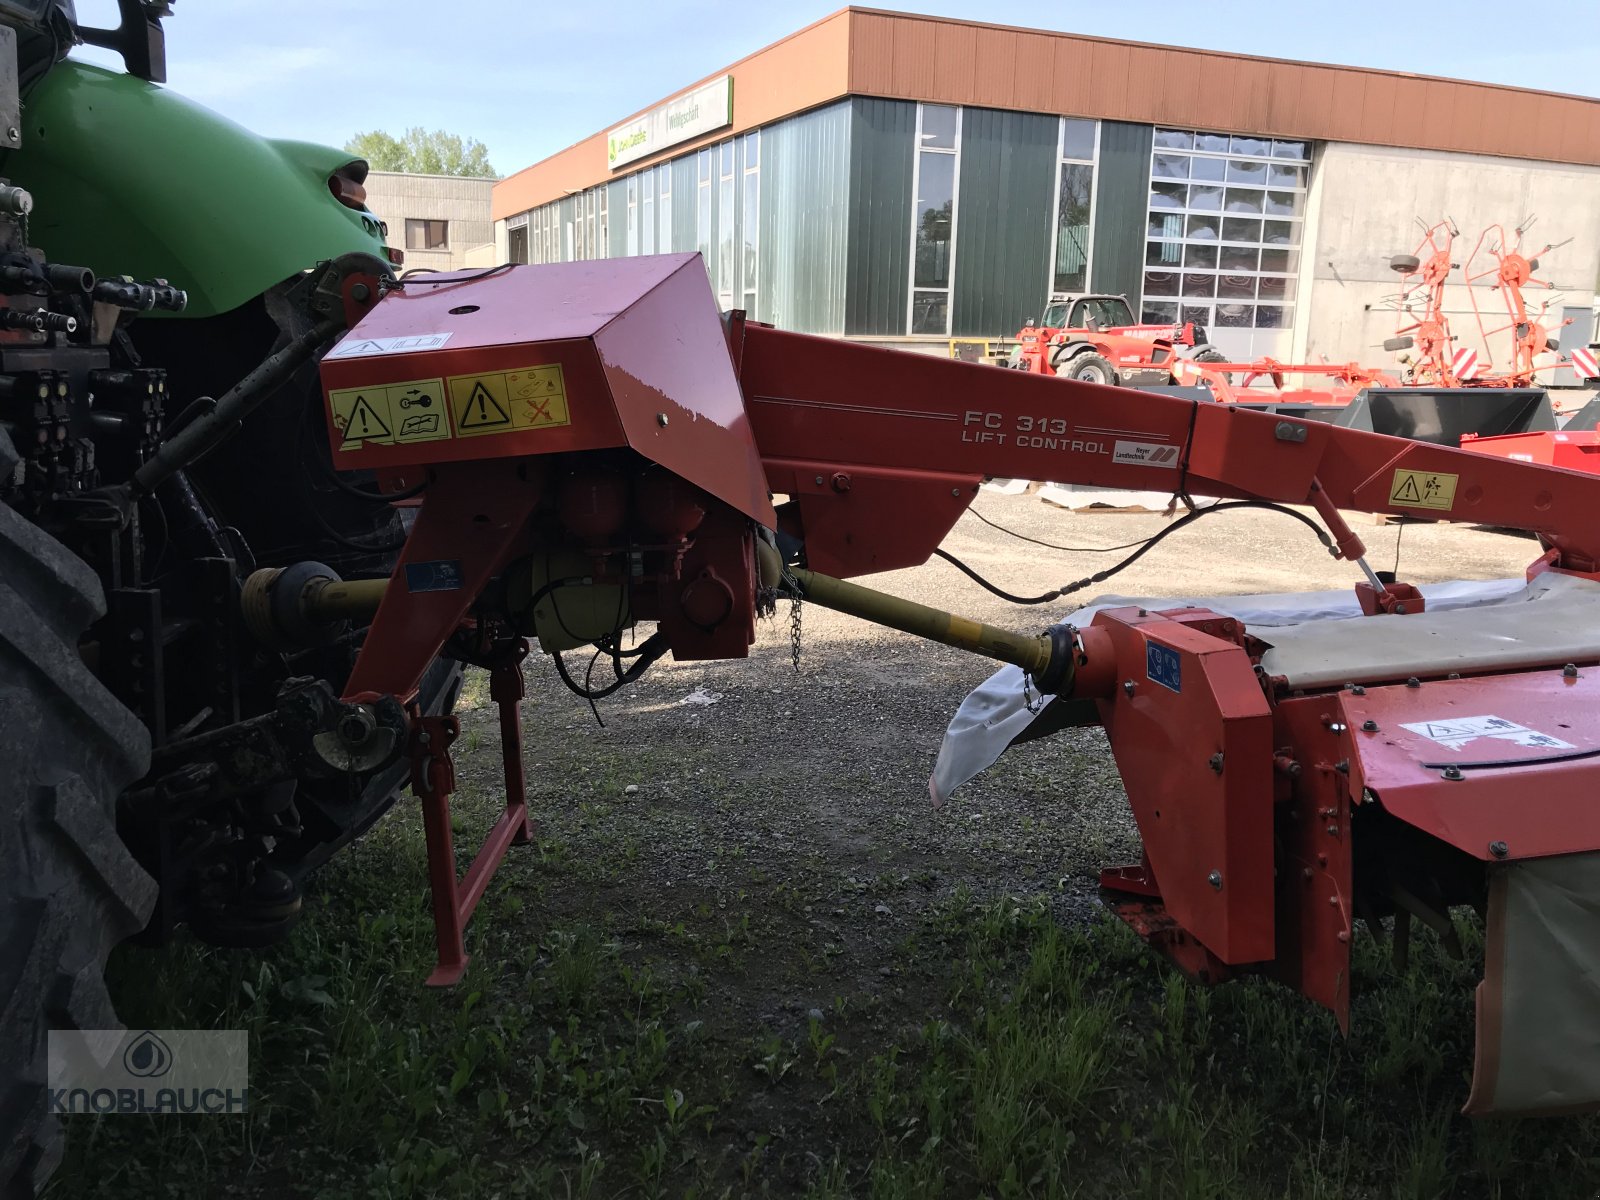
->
[[408, 642, 535, 986]]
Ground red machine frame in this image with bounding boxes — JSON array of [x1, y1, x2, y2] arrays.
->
[[312, 259, 1600, 1076]]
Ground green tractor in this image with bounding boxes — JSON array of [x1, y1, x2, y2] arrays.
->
[[0, 2, 459, 1190]]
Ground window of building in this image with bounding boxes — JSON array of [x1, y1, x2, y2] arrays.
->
[[508, 221, 529, 265], [741, 130, 759, 314], [659, 163, 672, 255], [642, 168, 655, 256], [697, 147, 712, 272], [908, 103, 961, 336], [1050, 117, 1099, 298], [626, 174, 638, 258], [718, 139, 735, 306], [598, 188, 608, 258], [405, 219, 448, 251], [1141, 131, 1309, 332]]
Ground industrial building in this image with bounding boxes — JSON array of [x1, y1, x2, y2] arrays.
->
[[491, 8, 1600, 370], [364, 171, 497, 273]]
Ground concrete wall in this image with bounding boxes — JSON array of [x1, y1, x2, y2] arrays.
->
[[1294, 142, 1600, 376], [363, 172, 496, 272]]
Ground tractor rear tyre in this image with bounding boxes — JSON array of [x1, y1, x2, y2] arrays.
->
[[0, 436, 157, 1197], [1060, 353, 1118, 386]]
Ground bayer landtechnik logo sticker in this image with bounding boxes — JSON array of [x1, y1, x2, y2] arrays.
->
[[48, 1029, 248, 1114]]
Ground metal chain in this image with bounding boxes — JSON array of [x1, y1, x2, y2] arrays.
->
[[789, 593, 802, 672]]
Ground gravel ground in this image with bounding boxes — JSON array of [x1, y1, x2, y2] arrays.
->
[[451, 494, 1539, 1016]]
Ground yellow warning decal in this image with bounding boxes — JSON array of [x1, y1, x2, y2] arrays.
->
[[447, 365, 569, 439], [329, 378, 449, 451], [1389, 468, 1458, 511]]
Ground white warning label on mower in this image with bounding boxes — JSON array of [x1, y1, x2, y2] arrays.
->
[[1400, 714, 1575, 752], [1112, 440, 1180, 467], [326, 332, 453, 359]]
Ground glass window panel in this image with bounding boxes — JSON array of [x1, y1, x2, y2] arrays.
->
[[1147, 240, 1181, 265], [1142, 301, 1180, 324], [1218, 273, 1256, 299], [698, 148, 711, 183], [717, 176, 734, 293], [1062, 117, 1096, 160], [1188, 155, 1226, 182], [1185, 244, 1218, 269], [1152, 153, 1190, 180], [1148, 212, 1184, 239], [1153, 129, 1193, 150], [1216, 303, 1253, 327], [1255, 304, 1289, 327], [1150, 180, 1186, 209], [1227, 159, 1268, 185], [696, 182, 711, 261], [914, 151, 955, 290], [1181, 305, 1211, 327], [719, 140, 734, 175], [744, 130, 759, 169], [1219, 245, 1258, 271], [1267, 163, 1304, 188], [1222, 217, 1262, 243], [1260, 248, 1298, 274], [641, 193, 653, 255], [1264, 190, 1302, 218], [1263, 220, 1294, 244], [920, 104, 957, 149], [1055, 162, 1093, 292], [1182, 273, 1216, 297], [1224, 188, 1264, 213], [911, 291, 948, 335], [1188, 185, 1223, 211], [1143, 270, 1179, 297], [1195, 133, 1230, 153], [742, 170, 758, 291], [1272, 139, 1307, 160], [1257, 275, 1296, 302], [1186, 214, 1220, 240], [1231, 136, 1270, 156]]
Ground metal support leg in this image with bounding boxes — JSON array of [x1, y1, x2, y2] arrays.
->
[[409, 641, 535, 987]]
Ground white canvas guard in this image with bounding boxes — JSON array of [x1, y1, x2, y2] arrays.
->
[[929, 576, 1530, 805], [1466, 852, 1600, 1115]]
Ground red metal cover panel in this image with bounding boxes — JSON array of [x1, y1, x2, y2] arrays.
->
[[1097, 611, 1276, 965], [318, 258, 775, 527], [1342, 669, 1600, 861]]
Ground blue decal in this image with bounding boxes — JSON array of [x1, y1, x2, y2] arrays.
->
[[405, 560, 464, 594], [1146, 641, 1182, 693]]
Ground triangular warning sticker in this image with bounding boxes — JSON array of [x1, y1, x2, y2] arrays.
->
[[1392, 474, 1422, 503], [343, 394, 391, 441], [460, 381, 511, 429]]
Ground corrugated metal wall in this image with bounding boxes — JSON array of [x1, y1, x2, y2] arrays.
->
[[758, 101, 851, 334], [1089, 120, 1153, 303], [951, 107, 1057, 336], [845, 97, 916, 335]]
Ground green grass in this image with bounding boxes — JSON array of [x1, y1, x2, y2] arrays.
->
[[50, 811, 1600, 1199]]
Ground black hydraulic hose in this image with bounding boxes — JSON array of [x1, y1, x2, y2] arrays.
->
[[131, 317, 343, 496], [933, 548, 1061, 605]]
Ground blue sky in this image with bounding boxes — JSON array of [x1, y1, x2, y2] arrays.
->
[[71, 0, 1600, 175]]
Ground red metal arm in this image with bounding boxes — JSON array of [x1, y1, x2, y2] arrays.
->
[[736, 324, 1600, 575]]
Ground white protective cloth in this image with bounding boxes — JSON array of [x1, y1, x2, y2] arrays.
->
[[928, 576, 1529, 805]]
